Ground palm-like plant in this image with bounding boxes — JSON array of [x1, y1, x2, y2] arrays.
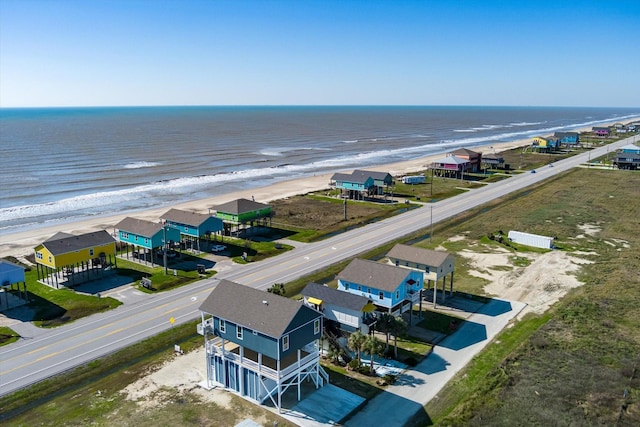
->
[[347, 330, 366, 363], [363, 335, 384, 374], [378, 312, 395, 352], [392, 316, 408, 359]]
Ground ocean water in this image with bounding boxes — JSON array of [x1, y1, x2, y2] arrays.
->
[[1, 105, 638, 236]]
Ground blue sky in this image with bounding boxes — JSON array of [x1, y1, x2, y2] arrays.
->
[[1, 0, 639, 107]]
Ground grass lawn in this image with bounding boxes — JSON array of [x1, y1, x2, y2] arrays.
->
[[409, 167, 640, 426], [0, 326, 20, 346]]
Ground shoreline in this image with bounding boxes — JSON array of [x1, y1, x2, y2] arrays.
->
[[1, 119, 637, 259]]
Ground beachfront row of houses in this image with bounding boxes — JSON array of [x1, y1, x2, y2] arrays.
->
[[196, 243, 456, 412], [28, 198, 273, 289]]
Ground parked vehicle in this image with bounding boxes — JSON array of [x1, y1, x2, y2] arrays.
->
[[211, 244, 227, 252]]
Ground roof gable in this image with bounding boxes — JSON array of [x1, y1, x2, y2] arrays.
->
[[41, 230, 115, 256], [214, 198, 271, 215], [161, 208, 211, 227], [115, 217, 163, 238], [337, 258, 412, 292], [301, 282, 370, 311], [387, 243, 453, 267], [199, 280, 321, 338]]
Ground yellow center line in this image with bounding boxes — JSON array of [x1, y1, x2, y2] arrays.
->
[[1, 299, 198, 376]]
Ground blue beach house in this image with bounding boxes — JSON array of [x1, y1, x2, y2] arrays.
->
[[301, 281, 377, 334], [0, 260, 28, 311], [336, 258, 424, 323], [331, 169, 393, 200], [198, 279, 328, 413], [386, 243, 456, 308], [331, 172, 375, 200], [160, 208, 223, 252], [114, 217, 181, 265]]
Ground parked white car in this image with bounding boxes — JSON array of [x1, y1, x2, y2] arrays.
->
[[211, 244, 227, 252]]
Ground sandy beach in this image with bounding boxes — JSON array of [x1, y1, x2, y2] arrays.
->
[[0, 119, 635, 259]]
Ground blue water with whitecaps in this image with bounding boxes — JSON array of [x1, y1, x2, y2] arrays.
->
[[1, 105, 638, 235]]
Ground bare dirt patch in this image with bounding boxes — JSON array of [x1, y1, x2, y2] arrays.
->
[[458, 248, 594, 317], [122, 348, 230, 408]]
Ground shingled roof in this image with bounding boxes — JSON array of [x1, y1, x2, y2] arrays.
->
[[40, 230, 115, 256], [301, 282, 370, 312], [115, 217, 163, 237], [213, 198, 271, 215], [387, 243, 453, 267], [337, 258, 412, 292], [199, 280, 321, 338], [161, 208, 211, 227]]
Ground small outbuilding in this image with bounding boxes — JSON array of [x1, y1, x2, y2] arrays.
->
[[507, 230, 554, 249]]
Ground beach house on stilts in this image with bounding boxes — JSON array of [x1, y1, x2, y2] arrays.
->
[[386, 243, 456, 308], [198, 279, 328, 413]]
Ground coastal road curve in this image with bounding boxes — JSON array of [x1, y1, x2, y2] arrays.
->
[[0, 137, 634, 397]]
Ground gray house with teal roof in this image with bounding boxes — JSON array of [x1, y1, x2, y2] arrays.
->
[[198, 279, 327, 412]]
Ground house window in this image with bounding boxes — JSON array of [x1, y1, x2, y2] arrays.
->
[[89, 248, 94, 256], [283, 334, 289, 351], [395, 260, 399, 266], [219, 319, 226, 333], [425, 266, 430, 273], [122, 232, 129, 239], [367, 288, 371, 294], [236, 325, 243, 340], [135, 236, 138, 242], [48, 256, 52, 263], [395, 290, 400, 300], [314, 319, 320, 334], [144, 238, 149, 245], [379, 291, 384, 300], [358, 285, 361, 291], [36, 252, 43, 260]]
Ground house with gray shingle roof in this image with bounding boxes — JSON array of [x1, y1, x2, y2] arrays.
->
[[387, 243, 456, 307], [160, 208, 223, 252], [301, 282, 376, 333], [212, 198, 273, 236], [198, 279, 327, 413], [114, 217, 181, 265], [330, 169, 393, 200], [336, 258, 424, 320], [33, 230, 117, 288]]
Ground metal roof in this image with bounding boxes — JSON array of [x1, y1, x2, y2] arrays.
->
[[199, 279, 321, 338]]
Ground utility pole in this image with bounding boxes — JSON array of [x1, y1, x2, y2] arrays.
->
[[430, 205, 433, 243], [163, 226, 168, 275]]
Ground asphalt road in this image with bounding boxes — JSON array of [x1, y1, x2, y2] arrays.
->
[[0, 137, 634, 397]]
